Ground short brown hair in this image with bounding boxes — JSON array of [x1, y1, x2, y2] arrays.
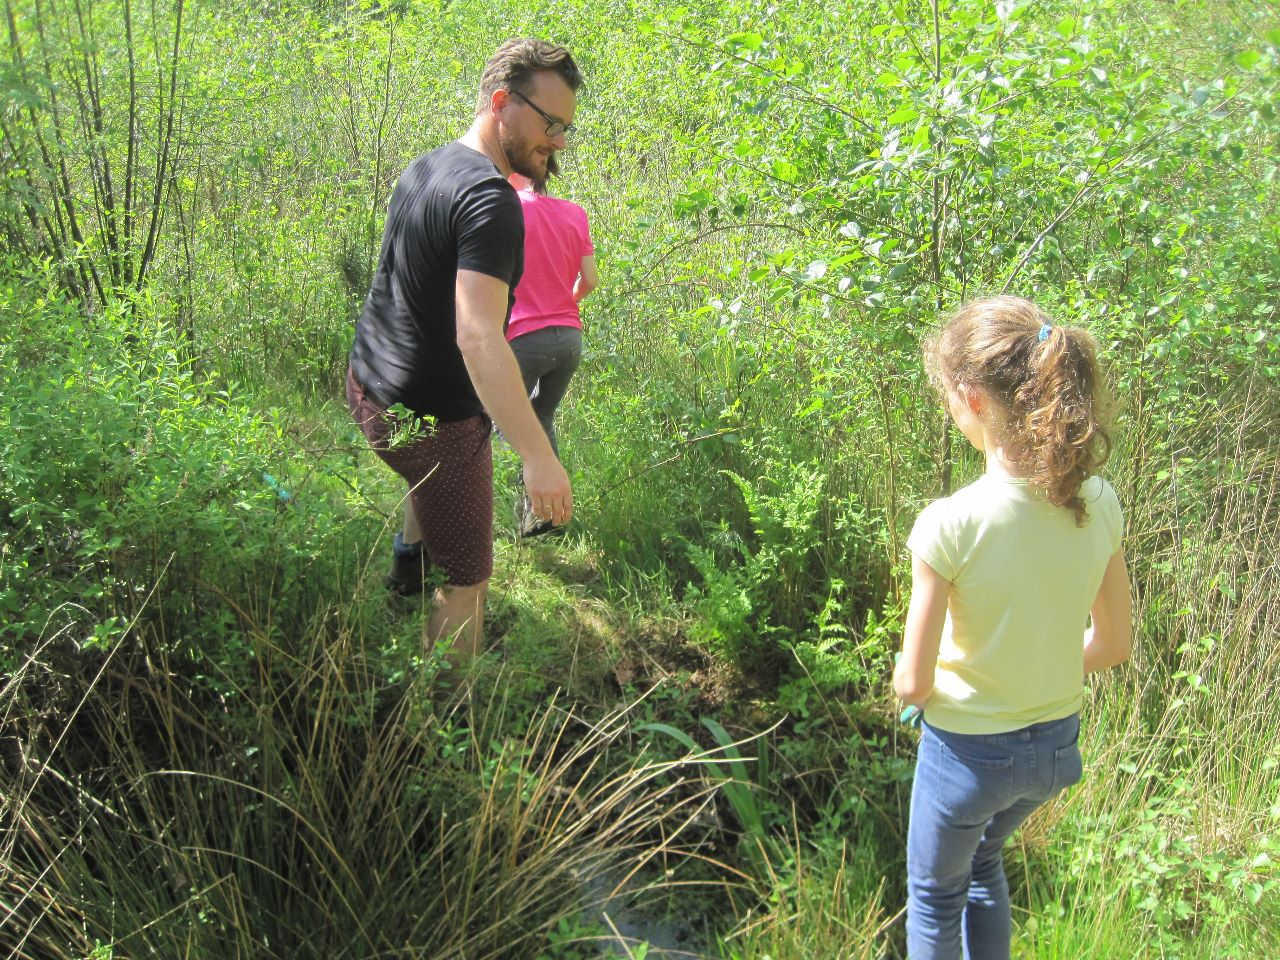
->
[[476, 39, 583, 114]]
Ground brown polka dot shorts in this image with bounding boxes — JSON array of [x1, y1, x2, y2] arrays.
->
[[347, 367, 494, 587]]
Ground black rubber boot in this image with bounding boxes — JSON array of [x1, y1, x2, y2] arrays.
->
[[385, 533, 427, 595]]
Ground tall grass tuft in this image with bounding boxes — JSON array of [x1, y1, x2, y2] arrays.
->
[[718, 826, 894, 959], [0, 605, 727, 959]]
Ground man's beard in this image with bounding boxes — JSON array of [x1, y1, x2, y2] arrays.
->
[[499, 126, 550, 185]]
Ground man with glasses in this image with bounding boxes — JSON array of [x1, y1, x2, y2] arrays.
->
[[347, 39, 582, 668]]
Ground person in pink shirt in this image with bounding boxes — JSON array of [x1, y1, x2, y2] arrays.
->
[[507, 167, 597, 536]]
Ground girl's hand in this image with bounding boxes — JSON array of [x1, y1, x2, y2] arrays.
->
[[893, 654, 924, 727]]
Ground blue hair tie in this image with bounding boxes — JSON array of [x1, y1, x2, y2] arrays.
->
[[1037, 322, 1052, 342]]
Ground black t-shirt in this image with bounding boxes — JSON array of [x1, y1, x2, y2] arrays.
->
[[350, 141, 524, 421]]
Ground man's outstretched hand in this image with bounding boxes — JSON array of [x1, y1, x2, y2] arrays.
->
[[523, 454, 573, 527]]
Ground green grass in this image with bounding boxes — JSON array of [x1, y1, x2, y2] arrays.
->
[[2, 0, 1279, 955]]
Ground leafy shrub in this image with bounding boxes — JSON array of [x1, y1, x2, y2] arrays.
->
[[0, 259, 364, 697]]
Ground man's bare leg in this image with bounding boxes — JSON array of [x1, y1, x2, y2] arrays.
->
[[427, 580, 487, 666], [402, 496, 422, 544]]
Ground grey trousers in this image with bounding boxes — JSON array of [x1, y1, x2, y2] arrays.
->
[[508, 325, 583, 457]]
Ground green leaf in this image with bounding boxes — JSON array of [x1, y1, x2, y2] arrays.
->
[[638, 722, 700, 753], [876, 71, 905, 88], [1235, 50, 1262, 70], [700, 717, 762, 835], [771, 159, 799, 183], [727, 31, 764, 51]]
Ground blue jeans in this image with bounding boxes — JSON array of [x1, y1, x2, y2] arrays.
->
[[508, 325, 583, 457], [906, 713, 1083, 960]]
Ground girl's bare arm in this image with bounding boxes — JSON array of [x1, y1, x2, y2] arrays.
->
[[895, 554, 950, 708], [1084, 547, 1132, 674]]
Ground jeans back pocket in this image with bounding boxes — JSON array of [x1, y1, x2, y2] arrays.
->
[[1051, 741, 1084, 795], [932, 738, 1016, 820]]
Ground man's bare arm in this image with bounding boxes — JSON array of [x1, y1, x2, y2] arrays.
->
[[455, 268, 573, 526]]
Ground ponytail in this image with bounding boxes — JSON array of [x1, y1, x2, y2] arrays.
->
[[1016, 325, 1113, 525], [926, 297, 1114, 526]]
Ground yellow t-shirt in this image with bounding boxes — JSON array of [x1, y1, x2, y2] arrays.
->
[[906, 475, 1123, 734]]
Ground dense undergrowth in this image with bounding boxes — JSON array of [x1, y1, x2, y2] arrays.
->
[[2, 0, 1279, 956]]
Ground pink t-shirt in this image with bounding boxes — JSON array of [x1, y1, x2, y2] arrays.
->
[[506, 191, 594, 341]]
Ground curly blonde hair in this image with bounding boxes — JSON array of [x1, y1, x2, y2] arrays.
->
[[924, 296, 1114, 525]]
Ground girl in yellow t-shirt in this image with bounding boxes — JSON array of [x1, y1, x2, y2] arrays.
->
[[894, 296, 1133, 960]]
